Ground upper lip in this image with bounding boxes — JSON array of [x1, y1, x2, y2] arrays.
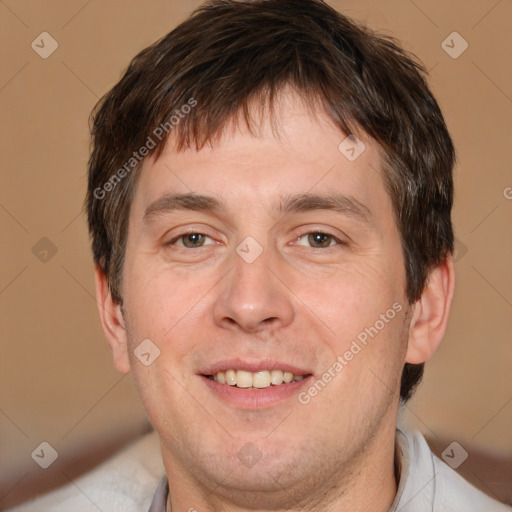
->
[[200, 359, 312, 376]]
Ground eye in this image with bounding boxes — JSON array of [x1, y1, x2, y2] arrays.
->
[[169, 232, 215, 248], [295, 231, 342, 248]]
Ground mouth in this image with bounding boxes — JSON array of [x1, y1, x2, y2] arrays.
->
[[200, 362, 313, 409], [205, 369, 310, 389]]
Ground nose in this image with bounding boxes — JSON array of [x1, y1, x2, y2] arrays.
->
[[212, 244, 295, 334]]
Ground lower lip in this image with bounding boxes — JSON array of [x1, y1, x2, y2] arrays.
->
[[201, 375, 312, 409]]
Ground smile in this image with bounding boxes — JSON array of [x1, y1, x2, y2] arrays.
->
[[206, 369, 306, 389]]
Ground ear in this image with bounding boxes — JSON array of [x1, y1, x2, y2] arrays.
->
[[94, 264, 131, 374], [406, 255, 455, 364]]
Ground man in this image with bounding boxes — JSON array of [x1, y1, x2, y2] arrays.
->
[[11, 0, 510, 510]]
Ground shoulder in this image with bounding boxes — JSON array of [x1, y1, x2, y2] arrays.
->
[[7, 431, 164, 512], [398, 427, 511, 512], [431, 452, 510, 511]]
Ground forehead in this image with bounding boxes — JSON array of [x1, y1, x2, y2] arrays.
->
[[131, 91, 391, 224]]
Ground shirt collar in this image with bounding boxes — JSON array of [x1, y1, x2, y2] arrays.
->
[[147, 428, 434, 512], [147, 475, 168, 512]]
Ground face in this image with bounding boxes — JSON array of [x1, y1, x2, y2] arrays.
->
[[119, 93, 411, 505]]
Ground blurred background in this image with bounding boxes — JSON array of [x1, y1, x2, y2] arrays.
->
[[1, 0, 511, 508]]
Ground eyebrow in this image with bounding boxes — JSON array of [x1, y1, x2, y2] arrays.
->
[[279, 193, 372, 224], [143, 193, 222, 223], [143, 192, 372, 225]]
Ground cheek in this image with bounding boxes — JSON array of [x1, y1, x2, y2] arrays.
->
[[295, 261, 401, 332], [123, 257, 208, 337], [287, 256, 408, 385]]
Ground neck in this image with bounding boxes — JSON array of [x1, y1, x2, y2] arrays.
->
[[163, 421, 399, 512]]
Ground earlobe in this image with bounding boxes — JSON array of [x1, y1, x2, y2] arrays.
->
[[405, 255, 455, 364], [94, 264, 131, 374]]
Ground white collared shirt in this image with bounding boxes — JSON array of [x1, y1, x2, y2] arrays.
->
[[8, 429, 510, 511]]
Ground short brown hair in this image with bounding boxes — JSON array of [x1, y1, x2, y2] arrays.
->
[[86, 0, 455, 402]]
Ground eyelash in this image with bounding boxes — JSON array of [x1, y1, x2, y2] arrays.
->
[[167, 230, 345, 249], [167, 232, 215, 248], [294, 230, 345, 249]]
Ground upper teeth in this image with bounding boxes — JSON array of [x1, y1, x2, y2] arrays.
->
[[212, 370, 304, 388]]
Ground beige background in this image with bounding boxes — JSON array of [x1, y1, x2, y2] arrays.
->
[[1, 0, 511, 508]]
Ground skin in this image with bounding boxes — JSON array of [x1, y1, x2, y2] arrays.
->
[[95, 91, 455, 511]]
